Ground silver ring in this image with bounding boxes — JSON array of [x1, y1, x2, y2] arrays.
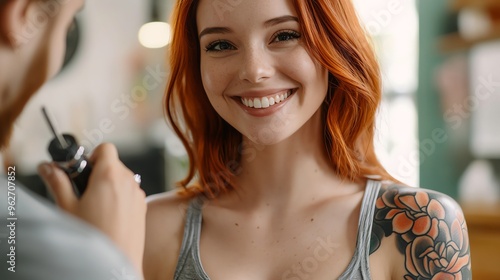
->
[[133, 174, 141, 184]]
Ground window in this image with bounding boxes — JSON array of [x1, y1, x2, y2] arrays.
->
[[354, 0, 419, 186]]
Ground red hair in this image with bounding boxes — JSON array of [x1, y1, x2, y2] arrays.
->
[[165, 0, 394, 197]]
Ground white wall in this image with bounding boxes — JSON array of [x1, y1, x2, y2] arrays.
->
[[470, 40, 500, 158]]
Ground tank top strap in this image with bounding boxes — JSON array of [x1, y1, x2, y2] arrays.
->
[[173, 196, 207, 280], [338, 179, 382, 280], [357, 179, 382, 278]]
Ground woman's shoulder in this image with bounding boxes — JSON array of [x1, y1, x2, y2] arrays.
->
[[146, 188, 195, 214], [145, 189, 196, 235], [369, 181, 472, 280], [143, 189, 198, 280], [376, 182, 463, 214]]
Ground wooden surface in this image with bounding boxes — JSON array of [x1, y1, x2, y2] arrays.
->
[[450, 0, 500, 11], [439, 27, 500, 53], [440, 0, 500, 53], [461, 202, 500, 279], [438, 25, 500, 53]]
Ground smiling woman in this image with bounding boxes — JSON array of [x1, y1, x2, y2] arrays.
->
[[143, 0, 472, 279], [166, 0, 390, 197]]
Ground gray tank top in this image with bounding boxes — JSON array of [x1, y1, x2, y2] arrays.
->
[[174, 179, 382, 280]]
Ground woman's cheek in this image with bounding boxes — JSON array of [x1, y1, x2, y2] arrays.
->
[[202, 64, 227, 97]]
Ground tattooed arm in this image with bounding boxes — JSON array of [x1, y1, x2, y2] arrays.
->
[[370, 185, 472, 280]]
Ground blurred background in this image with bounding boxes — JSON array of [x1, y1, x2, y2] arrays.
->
[[2, 0, 499, 278]]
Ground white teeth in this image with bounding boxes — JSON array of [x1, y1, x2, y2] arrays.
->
[[241, 90, 294, 109], [261, 97, 270, 108], [254, 99, 262, 108]]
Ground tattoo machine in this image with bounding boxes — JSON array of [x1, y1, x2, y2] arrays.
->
[[41, 107, 92, 197]]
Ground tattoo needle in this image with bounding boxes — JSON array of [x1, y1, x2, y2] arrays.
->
[[41, 106, 69, 149]]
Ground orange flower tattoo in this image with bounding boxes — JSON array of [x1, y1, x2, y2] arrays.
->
[[371, 187, 471, 280]]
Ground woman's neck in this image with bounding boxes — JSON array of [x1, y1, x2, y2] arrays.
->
[[227, 109, 358, 210]]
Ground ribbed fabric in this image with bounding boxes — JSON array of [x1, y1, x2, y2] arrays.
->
[[174, 180, 382, 280], [173, 195, 207, 280], [337, 179, 381, 280]]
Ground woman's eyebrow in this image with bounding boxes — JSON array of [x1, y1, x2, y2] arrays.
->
[[263, 15, 299, 27], [199, 27, 233, 39], [198, 15, 298, 39]]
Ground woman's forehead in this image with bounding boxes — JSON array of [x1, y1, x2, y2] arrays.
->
[[196, 0, 297, 28]]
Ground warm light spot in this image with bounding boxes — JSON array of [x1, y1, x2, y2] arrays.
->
[[138, 22, 172, 49]]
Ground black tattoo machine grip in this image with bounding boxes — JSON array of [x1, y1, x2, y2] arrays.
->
[[42, 107, 92, 198], [47, 134, 92, 197]]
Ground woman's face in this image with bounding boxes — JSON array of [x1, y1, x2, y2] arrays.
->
[[197, 0, 328, 145]]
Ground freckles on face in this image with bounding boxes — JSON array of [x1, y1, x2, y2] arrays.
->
[[281, 49, 328, 100], [195, 0, 329, 144], [200, 57, 231, 99], [197, 0, 301, 99], [200, 58, 240, 116]]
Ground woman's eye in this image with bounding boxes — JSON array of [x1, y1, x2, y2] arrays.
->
[[205, 40, 236, 52], [272, 30, 301, 43]]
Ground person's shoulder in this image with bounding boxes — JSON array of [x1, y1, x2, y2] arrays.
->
[[143, 188, 197, 280], [370, 182, 472, 280], [145, 188, 198, 232], [376, 182, 463, 215], [0, 182, 140, 280], [146, 188, 194, 214], [375, 183, 466, 227], [145, 188, 196, 238]]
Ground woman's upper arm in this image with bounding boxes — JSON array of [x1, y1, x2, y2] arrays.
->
[[143, 190, 190, 280], [370, 185, 472, 280]]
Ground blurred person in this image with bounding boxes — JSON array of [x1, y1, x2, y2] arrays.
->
[[0, 0, 146, 279], [143, 0, 472, 279]]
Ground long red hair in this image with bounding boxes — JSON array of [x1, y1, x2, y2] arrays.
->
[[165, 0, 394, 197]]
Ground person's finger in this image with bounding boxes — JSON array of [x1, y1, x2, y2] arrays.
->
[[88, 143, 118, 164], [38, 162, 78, 212]]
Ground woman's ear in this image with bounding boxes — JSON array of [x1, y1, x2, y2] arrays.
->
[[0, 0, 34, 49]]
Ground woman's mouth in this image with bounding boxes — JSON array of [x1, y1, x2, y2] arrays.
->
[[239, 89, 296, 109]]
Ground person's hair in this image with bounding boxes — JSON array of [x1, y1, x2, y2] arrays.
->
[[165, 0, 395, 197]]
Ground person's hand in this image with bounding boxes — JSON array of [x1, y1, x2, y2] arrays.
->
[[37, 143, 146, 275]]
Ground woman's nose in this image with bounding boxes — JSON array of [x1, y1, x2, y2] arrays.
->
[[238, 47, 275, 83]]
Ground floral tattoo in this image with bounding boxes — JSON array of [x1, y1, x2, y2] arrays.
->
[[370, 186, 471, 280]]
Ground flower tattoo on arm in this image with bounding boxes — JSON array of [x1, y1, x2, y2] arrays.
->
[[370, 186, 471, 280]]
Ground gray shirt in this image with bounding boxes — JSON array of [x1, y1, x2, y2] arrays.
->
[[0, 175, 140, 280]]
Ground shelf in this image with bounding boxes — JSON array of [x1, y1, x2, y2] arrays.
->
[[460, 202, 500, 279], [461, 202, 500, 229], [450, 0, 500, 11], [439, 26, 500, 53]]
